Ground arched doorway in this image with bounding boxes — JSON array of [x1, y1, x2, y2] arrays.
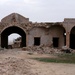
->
[[1, 26, 26, 48], [70, 27, 75, 49], [49, 24, 66, 48]]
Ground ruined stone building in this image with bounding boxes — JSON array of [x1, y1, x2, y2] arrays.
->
[[0, 13, 75, 49]]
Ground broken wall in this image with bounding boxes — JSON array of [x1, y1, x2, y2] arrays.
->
[[49, 25, 65, 48], [28, 27, 51, 46]]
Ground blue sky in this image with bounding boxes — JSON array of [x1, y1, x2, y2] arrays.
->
[[0, 0, 75, 44]]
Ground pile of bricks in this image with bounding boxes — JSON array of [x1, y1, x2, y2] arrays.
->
[[22, 46, 61, 54]]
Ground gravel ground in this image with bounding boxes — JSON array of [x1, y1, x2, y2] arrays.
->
[[0, 48, 75, 75]]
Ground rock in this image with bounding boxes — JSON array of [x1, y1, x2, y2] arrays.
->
[[61, 46, 71, 53], [22, 46, 62, 54], [62, 46, 68, 50]]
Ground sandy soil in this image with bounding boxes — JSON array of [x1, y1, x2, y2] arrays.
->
[[0, 48, 75, 75]]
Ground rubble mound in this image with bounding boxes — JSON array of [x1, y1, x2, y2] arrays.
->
[[22, 46, 61, 54]]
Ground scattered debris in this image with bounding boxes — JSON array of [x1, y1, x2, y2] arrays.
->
[[22, 46, 62, 54], [61, 46, 72, 53]]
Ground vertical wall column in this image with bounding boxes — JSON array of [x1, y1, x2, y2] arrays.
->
[[66, 32, 70, 48], [26, 32, 28, 47], [0, 33, 1, 48]]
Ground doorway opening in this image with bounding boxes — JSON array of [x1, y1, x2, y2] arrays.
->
[[70, 27, 75, 49], [1, 26, 26, 48], [34, 37, 40, 46], [53, 37, 59, 47]]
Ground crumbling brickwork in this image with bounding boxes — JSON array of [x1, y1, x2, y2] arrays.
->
[[0, 13, 75, 49]]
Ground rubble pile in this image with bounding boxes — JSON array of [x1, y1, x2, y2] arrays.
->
[[61, 46, 73, 53], [22, 46, 61, 54]]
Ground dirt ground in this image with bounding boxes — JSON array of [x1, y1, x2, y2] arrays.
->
[[0, 48, 75, 75]]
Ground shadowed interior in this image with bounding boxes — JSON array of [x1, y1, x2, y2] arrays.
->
[[70, 27, 75, 49], [1, 26, 26, 48]]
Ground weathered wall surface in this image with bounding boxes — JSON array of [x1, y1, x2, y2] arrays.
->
[[1, 13, 29, 24], [49, 25, 65, 48], [0, 13, 75, 49], [28, 27, 51, 46], [63, 18, 75, 48]]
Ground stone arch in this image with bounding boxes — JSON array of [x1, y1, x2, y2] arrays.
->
[[1, 26, 26, 48], [49, 24, 66, 48], [1, 25, 27, 34]]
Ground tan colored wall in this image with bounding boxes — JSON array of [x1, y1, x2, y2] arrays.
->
[[28, 26, 65, 48], [28, 27, 51, 46], [63, 18, 75, 48], [49, 25, 65, 48], [1, 13, 75, 49]]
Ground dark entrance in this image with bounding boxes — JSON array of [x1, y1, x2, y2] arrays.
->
[[70, 27, 75, 49], [1, 26, 26, 48], [53, 37, 59, 47], [70, 34, 75, 49], [34, 37, 40, 46]]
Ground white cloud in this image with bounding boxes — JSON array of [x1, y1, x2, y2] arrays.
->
[[0, 0, 10, 4], [8, 33, 21, 45], [24, 0, 38, 4], [0, 0, 75, 22]]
